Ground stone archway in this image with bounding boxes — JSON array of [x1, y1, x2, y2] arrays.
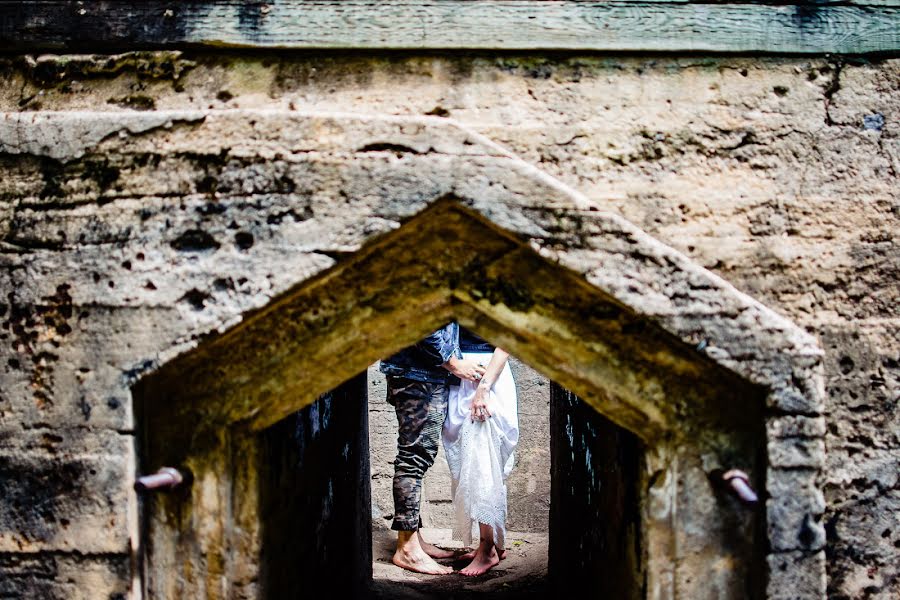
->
[[2, 110, 826, 599], [135, 198, 767, 597]]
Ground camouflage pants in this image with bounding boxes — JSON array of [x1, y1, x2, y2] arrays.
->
[[387, 377, 449, 531]]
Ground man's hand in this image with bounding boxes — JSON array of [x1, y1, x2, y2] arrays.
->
[[443, 357, 486, 382]]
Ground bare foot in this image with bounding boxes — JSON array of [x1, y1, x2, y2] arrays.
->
[[393, 532, 453, 575], [418, 531, 456, 559], [392, 549, 453, 575], [461, 547, 507, 560], [459, 544, 500, 577]]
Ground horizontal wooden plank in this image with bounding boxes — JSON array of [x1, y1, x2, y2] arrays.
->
[[0, 1, 898, 54]]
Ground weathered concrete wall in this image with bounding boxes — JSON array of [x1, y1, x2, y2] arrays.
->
[[368, 357, 550, 534], [0, 51, 893, 598]]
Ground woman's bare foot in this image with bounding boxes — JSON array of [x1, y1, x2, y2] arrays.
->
[[417, 531, 456, 559], [459, 544, 500, 577], [393, 531, 453, 575], [460, 547, 507, 560]]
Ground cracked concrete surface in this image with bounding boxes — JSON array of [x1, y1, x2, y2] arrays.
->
[[0, 52, 896, 599]]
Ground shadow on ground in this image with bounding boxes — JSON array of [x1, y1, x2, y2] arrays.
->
[[369, 527, 549, 599]]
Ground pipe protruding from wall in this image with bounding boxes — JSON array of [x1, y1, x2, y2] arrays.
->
[[134, 467, 185, 492], [722, 469, 758, 505]]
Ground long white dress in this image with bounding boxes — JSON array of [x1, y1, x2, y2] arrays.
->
[[442, 351, 519, 550]]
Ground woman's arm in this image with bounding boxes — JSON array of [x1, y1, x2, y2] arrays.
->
[[471, 348, 510, 422]]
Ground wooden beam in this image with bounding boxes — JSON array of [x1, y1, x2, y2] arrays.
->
[[1, 1, 898, 54]]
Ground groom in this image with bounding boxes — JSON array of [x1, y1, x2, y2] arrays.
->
[[380, 322, 486, 574]]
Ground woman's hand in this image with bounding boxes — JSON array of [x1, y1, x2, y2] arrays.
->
[[471, 385, 492, 422]]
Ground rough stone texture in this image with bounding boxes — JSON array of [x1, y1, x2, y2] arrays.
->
[[0, 107, 819, 597], [0, 51, 893, 597], [768, 551, 827, 600], [0, 551, 131, 600], [0, 431, 132, 554]]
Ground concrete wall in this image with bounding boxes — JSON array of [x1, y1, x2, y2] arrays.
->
[[368, 356, 551, 534], [0, 51, 896, 598]]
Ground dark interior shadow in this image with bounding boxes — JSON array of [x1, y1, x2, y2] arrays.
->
[[258, 373, 371, 598]]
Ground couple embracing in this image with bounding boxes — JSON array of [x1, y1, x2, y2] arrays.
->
[[380, 322, 519, 576]]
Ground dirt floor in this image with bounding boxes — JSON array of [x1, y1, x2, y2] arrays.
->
[[369, 527, 549, 599]]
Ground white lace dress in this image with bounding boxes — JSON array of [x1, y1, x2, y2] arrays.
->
[[442, 351, 519, 550]]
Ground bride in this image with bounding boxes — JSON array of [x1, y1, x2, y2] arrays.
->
[[442, 327, 519, 576]]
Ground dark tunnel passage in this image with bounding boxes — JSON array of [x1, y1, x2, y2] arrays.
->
[[254, 371, 643, 599]]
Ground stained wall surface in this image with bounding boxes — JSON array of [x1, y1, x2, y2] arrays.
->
[[0, 52, 896, 598]]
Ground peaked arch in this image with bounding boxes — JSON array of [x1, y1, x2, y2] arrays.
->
[[137, 197, 769, 599], [2, 110, 825, 598], [139, 196, 761, 442]]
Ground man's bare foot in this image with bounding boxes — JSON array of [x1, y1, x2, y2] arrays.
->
[[418, 531, 456, 559], [459, 544, 500, 577], [393, 531, 453, 575], [392, 549, 453, 575]]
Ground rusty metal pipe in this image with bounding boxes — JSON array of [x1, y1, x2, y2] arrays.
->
[[134, 467, 184, 492], [722, 469, 758, 505]]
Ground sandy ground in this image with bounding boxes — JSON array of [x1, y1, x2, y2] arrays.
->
[[368, 527, 549, 599]]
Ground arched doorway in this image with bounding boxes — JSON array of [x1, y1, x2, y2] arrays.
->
[[4, 109, 822, 598], [134, 199, 802, 599]]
